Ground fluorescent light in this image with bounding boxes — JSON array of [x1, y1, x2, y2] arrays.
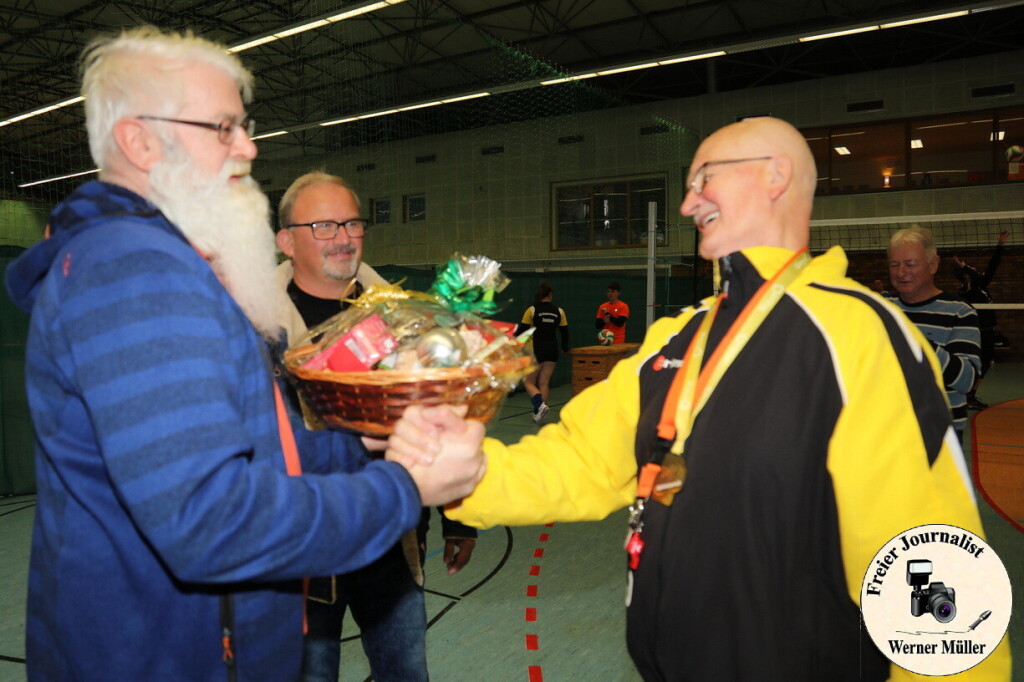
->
[[251, 130, 288, 140], [398, 101, 443, 111], [597, 62, 659, 76], [991, 131, 1006, 141], [911, 139, 923, 148], [799, 25, 879, 42], [227, 35, 278, 53], [0, 96, 84, 127], [834, 146, 852, 155], [658, 51, 726, 65], [327, 0, 393, 22], [320, 116, 359, 127], [274, 20, 331, 38], [540, 73, 598, 85], [880, 11, 968, 29], [19, 168, 99, 188], [227, 0, 409, 53], [357, 109, 400, 119], [441, 92, 491, 103]]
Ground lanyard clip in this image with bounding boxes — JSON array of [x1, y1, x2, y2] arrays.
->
[[627, 498, 645, 532]]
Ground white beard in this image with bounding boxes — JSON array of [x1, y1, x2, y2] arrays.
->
[[149, 155, 289, 341]]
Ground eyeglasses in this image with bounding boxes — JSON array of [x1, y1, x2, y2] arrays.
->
[[687, 156, 772, 195], [286, 219, 369, 240], [136, 115, 255, 144]]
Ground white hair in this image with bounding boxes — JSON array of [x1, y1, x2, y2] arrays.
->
[[80, 25, 253, 169], [889, 225, 938, 261]]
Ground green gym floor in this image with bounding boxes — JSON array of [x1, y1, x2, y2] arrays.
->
[[1, 364, 1022, 682]]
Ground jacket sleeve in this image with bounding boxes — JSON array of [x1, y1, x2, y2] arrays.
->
[[932, 305, 981, 395], [58, 235, 422, 584], [447, 315, 684, 528], [439, 509, 478, 539], [813, 293, 1010, 681]]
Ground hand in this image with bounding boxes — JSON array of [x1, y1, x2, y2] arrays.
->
[[387, 403, 469, 467], [952, 256, 966, 268], [386, 404, 486, 507], [443, 538, 476, 575]]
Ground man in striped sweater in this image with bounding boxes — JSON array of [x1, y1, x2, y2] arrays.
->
[[3, 26, 484, 681], [887, 226, 981, 440]]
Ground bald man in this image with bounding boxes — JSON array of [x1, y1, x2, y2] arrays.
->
[[391, 118, 1008, 681]]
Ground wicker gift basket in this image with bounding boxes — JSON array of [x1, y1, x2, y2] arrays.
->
[[282, 254, 535, 437]]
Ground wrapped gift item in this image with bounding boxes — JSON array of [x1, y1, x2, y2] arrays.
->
[[282, 254, 536, 436]]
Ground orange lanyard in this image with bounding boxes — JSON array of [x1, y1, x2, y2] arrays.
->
[[638, 248, 811, 498], [273, 383, 309, 635], [628, 249, 811, 577]]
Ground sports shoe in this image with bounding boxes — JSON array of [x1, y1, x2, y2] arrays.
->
[[533, 402, 550, 424]]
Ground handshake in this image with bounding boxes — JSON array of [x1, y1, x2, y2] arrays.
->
[[383, 405, 487, 507]]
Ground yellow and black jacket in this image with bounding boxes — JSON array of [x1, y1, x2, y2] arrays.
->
[[450, 246, 1009, 682]]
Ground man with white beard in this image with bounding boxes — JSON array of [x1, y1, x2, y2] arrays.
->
[[3, 26, 485, 682]]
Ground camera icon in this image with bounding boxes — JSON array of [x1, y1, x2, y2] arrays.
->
[[907, 559, 956, 623]]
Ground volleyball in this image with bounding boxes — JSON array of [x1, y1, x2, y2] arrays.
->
[[1007, 145, 1024, 163], [597, 329, 615, 345]]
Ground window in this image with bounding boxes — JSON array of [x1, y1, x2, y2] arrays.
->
[[403, 193, 426, 222], [371, 198, 391, 225], [802, 127, 831, 195], [553, 176, 666, 250], [802, 104, 1024, 195], [910, 113, 998, 188], [828, 121, 905, 193]]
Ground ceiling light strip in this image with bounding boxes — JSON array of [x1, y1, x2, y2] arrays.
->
[[19, 167, 98, 188], [0, 96, 84, 127], [3, 0, 409, 129], [14, 0, 1020, 187], [228, 0, 409, 53], [879, 11, 969, 28], [799, 25, 879, 42]]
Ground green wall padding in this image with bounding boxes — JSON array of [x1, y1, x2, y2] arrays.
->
[[1, 246, 36, 495]]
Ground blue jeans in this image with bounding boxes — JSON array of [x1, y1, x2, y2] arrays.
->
[[301, 544, 428, 682]]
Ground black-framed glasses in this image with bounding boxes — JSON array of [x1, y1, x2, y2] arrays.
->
[[286, 219, 369, 240], [688, 156, 772, 195], [136, 115, 255, 143]]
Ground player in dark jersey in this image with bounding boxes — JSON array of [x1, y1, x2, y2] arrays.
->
[[516, 283, 569, 424]]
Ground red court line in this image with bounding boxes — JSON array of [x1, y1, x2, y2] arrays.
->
[[525, 524, 556, 682]]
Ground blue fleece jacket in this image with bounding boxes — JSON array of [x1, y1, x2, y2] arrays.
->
[[4, 181, 422, 681]]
